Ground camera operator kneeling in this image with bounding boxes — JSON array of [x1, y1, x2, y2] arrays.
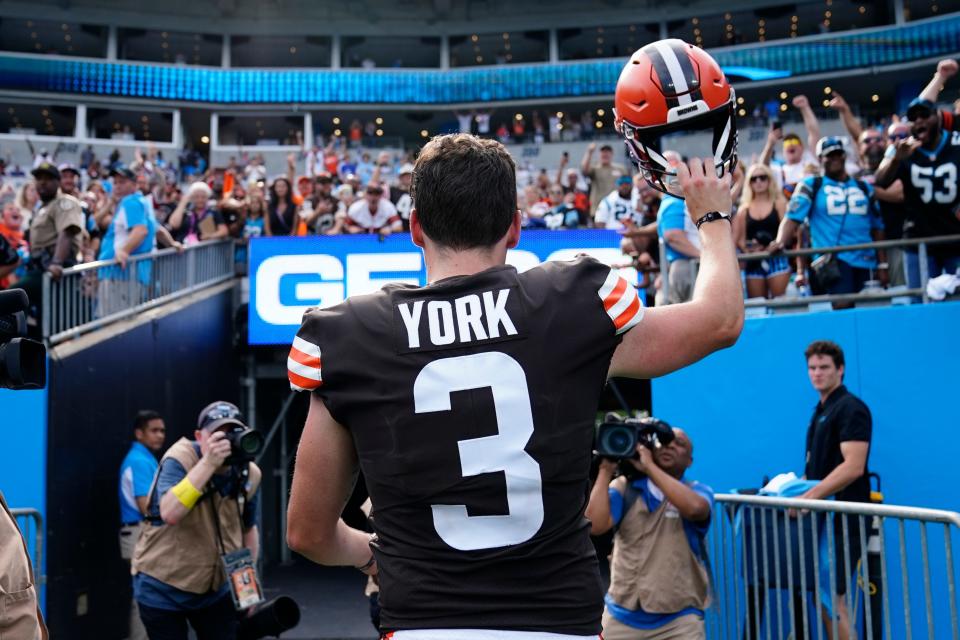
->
[[586, 424, 713, 640], [132, 402, 262, 640]]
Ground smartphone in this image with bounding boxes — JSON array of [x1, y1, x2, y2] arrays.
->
[[772, 120, 782, 131], [562, 151, 569, 160]]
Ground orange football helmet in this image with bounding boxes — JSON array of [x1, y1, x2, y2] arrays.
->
[[614, 39, 737, 195]]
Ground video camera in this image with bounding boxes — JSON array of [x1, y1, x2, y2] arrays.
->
[[0, 289, 46, 390], [595, 413, 675, 460]]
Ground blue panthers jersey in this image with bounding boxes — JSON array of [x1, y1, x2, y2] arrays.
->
[[787, 176, 883, 269]]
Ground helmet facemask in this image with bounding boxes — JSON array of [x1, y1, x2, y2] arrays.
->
[[617, 98, 738, 199]]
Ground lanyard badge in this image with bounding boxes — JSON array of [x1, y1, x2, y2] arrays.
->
[[221, 548, 264, 610]]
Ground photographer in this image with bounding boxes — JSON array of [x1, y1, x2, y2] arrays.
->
[[132, 402, 261, 640], [586, 424, 713, 640]]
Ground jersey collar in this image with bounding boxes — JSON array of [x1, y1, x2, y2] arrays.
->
[[917, 130, 949, 160]]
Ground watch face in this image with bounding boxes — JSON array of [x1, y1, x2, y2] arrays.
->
[[696, 211, 729, 229]]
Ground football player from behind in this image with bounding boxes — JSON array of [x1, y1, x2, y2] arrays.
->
[[286, 39, 743, 640]]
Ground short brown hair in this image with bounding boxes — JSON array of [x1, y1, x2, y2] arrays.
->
[[805, 340, 845, 368], [411, 134, 516, 250]]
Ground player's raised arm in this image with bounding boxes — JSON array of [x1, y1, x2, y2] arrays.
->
[[608, 158, 743, 379]]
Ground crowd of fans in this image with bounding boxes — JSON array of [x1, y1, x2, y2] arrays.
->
[[1, 60, 958, 316]]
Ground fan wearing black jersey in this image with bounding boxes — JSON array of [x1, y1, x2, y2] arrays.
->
[[875, 62, 960, 287], [284, 132, 740, 640]]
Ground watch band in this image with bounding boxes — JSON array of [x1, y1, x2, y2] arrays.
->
[[695, 211, 731, 230]]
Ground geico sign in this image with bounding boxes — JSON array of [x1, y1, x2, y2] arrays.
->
[[255, 248, 633, 327]]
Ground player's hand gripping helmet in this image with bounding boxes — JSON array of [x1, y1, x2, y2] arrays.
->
[[614, 39, 738, 196]]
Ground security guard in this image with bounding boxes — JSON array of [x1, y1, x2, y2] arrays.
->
[[0, 490, 47, 639], [26, 162, 85, 277], [17, 162, 84, 329]]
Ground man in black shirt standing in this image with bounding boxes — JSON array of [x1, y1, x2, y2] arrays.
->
[[799, 339, 872, 640]]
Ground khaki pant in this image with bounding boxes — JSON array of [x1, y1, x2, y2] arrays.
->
[[601, 608, 704, 640], [119, 524, 148, 640], [97, 278, 145, 319]]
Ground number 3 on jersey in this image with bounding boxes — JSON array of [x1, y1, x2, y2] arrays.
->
[[413, 352, 544, 551]]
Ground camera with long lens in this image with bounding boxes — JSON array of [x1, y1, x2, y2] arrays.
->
[[0, 289, 46, 391], [595, 414, 675, 460], [222, 424, 265, 463]]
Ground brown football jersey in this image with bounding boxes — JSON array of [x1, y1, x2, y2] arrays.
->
[[289, 255, 644, 634]]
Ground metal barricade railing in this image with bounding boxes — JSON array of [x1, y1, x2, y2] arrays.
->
[[41, 239, 235, 345], [706, 494, 960, 640], [10, 507, 45, 587], [658, 234, 960, 308]]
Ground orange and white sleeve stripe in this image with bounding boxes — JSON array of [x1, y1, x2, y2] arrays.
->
[[288, 336, 323, 391], [597, 268, 644, 335]]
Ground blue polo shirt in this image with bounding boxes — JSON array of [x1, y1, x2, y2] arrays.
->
[[118, 442, 158, 525], [100, 193, 157, 283], [657, 195, 694, 263], [100, 194, 156, 262], [786, 176, 883, 268], [605, 476, 714, 629]]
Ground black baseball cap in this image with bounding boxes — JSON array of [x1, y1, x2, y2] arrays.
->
[[31, 162, 60, 180], [906, 98, 936, 121], [197, 401, 246, 432], [110, 166, 137, 181]]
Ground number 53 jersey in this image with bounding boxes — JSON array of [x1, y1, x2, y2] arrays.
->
[[288, 255, 645, 635], [894, 110, 960, 258]]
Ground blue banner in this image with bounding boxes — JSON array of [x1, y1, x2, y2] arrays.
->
[[248, 230, 632, 345]]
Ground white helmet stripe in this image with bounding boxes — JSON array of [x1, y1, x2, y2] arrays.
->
[[714, 114, 732, 168], [652, 41, 692, 106], [643, 145, 673, 173]]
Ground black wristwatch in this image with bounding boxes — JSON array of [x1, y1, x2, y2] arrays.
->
[[695, 211, 731, 230]]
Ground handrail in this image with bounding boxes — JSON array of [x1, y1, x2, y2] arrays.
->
[[707, 492, 960, 639], [737, 234, 960, 262], [715, 493, 960, 528], [56, 242, 201, 275], [661, 234, 960, 308], [43, 238, 236, 345]]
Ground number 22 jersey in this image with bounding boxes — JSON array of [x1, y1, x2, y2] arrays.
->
[[288, 256, 645, 635]]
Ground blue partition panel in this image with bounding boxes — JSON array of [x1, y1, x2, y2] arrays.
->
[[0, 376, 47, 609], [0, 382, 47, 515]]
